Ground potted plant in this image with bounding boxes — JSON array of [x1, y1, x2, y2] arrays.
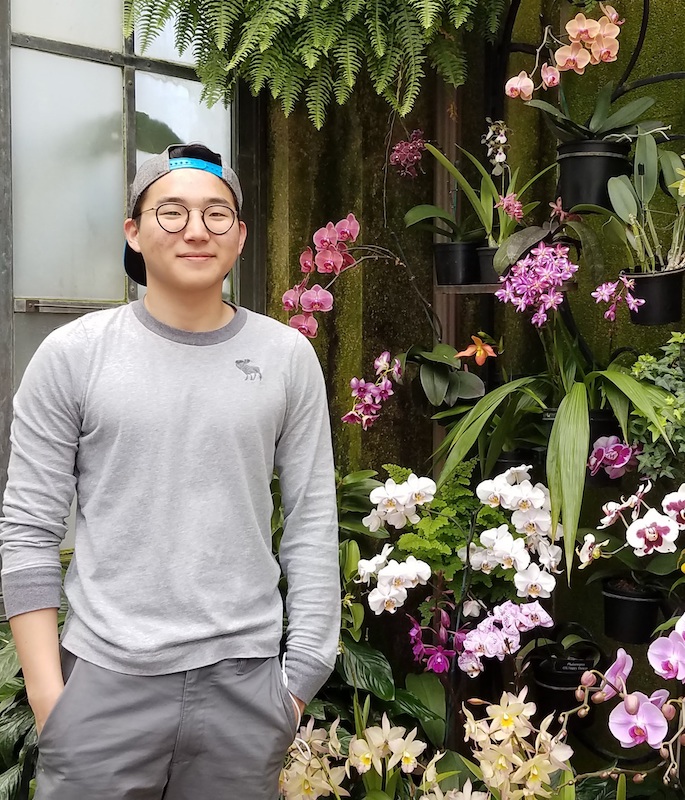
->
[[435, 240, 673, 581], [587, 131, 685, 325], [504, 1, 680, 208], [392, 122, 554, 284]]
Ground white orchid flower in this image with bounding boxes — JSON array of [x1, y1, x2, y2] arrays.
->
[[480, 524, 510, 549], [475, 475, 510, 507], [576, 533, 608, 568], [385, 504, 420, 529], [404, 474, 437, 505], [626, 508, 679, 557], [369, 478, 407, 512], [403, 555, 431, 586], [355, 543, 394, 583], [368, 583, 407, 614], [537, 540, 563, 573], [494, 534, 531, 571], [513, 563, 556, 598], [500, 479, 546, 512], [361, 507, 385, 534], [501, 464, 532, 485], [463, 599, 482, 618], [511, 507, 552, 538]]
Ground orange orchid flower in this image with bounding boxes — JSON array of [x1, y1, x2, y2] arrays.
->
[[456, 336, 497, 366], [566, 13, 601, 43]]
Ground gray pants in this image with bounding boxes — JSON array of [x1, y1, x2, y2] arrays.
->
[[35, 651, 299, 799]]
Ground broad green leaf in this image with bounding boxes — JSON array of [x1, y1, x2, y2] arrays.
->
[[480, 175, 494, 237], [438, 377, 539, 486], [349, 602, 365, 631], [425, 144, 489, 232], [602, 382, 629, 440], [0, 643, 20, 690], [564, 220, 604, 274], [404, 204, 458, 231], [417, 344, 460, 366], [0, 764, 22, 800], [594, 370, 671, 446], [660, 149, 685, 203], [634, 131, 658, 206], [588, 81, 615, 133], [339, 635, 395, 701], [420, 363, 450, 406], [340, 539, 361, 581], [607, 176, 639, 223], [383, 688, 442, 723], [494, 227, 547, 271], [450, 371, 486, 401], [646, 552, 679, 575], [546, 383, 589, 582], [405, 672, 445, 746], [364, 792, 393, 800], [616, 773, 626, 800], [342, 470, 378, 484], [597, 97, 655, 135]]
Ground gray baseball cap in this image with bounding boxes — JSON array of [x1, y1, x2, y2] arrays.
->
[[124, 143, 243, 286]]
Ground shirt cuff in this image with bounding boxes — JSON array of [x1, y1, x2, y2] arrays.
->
[[284, 647, 334, 705], [1, 566, 62, 618]]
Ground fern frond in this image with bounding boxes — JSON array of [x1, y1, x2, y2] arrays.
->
[[428, 31, 468, 87], [368, 43, 402, 93], [389, 1, 427, 116], [446, 0, 478, 29], [175, 3, 200, 55], [472, 0, 506, 40], [332, 18, 365, 89], [197, 0, 244, 49], [297, 0, 311, 15], [300, 0, 346, 55], [227, 0, 300, 71], [196, 45, 237, 106], [342, 0, 365, 21], [133, 0, 182, 52], [245, 46, 285, 94], [407, 0, 443, 30], [305, 60, 335, 129], [364, 0, 389, 58]]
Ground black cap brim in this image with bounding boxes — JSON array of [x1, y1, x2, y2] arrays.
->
[[124, 243, 147, 286]]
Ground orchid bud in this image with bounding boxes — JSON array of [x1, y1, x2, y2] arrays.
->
[[633, 774, 645, 784], [610, 772, 618, 781], [600, 772, 609, 779], [624, 694, 640, 715], [577, 707, 589, 718], [680, 733, 685, 747], [575, 688, 585, 702], [591, 691, 606, 704], [660, 746, 669, 759], [581, 671, 597, 687], [663, 703, 677, 721], [467, 698, 488, 705]]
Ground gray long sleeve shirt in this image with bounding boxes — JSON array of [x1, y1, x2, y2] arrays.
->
[[0, 300, 340, 703]]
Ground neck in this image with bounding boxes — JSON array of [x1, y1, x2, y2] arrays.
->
[[143, 284, 234, 332]]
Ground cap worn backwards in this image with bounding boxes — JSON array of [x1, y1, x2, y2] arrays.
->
[[124, 142, 243, 286]]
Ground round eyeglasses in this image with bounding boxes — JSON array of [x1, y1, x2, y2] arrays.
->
[[139, 203, 238, 235]]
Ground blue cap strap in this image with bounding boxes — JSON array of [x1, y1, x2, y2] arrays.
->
[[169, 157, 223, 178]]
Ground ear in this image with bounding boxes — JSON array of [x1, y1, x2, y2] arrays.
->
[[237, 220, 248, 256], [124, 218, 142, 253]]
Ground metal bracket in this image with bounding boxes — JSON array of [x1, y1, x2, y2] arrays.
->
[[13, 298, 126, 314]]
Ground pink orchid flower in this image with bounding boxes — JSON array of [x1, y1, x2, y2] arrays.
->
[[335, 214, 360, 242], [289, 312, 318, 337], [300, 284, 334, 313], [599, 4, 624, 25], [662, 487, 685, 527], [554, 42, 592, 74], [541, 62, 560, 88], [314, 248, 344, 274], [281, 286, 302, 311], [505, 71, 534, 101], [590, 34, 620, 64], [313, 222, 338, 251], [566, 12, 601, 42], [299, 246, 314, 273], [647, 631, 685, 680], [601, 648, 633, 699], [598, 16, 621, 38], [609, 691, 669, 749]]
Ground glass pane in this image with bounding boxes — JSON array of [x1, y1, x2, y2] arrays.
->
[[135, 72, 232, 160], [134, 16, 195, 66], [11, 0, 122, 51], [11, 48, 126, 301]]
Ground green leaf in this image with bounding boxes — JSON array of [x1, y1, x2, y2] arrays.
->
[[420, 363, 450, 406], [424, 144, 489, 232], [660, 149, 685, 203], [546, 383, 589, 582], [616, 773, 626, 800], [597, 97, 655, 135], [339, 635, 395, 700], [602, 382, 629, 440], [634, 131, 658, 206], [564, 220, 604, 275], [0, 763, 22, 800], [404, 204, 458, 231], [342, 539, 361, 581], [595, 370, 671, 446], [405, 673, 445, 746], [364, 792, 393, 800], [438, 377, 539, 487], [383, 688, 442, 722], [646, 552, 679, 575], [417, 343, 461, 366], [0, 643, 20, 690], [607, 175, 639, 223], [494, 227, 547, 271], [588, 82, 615, 133]]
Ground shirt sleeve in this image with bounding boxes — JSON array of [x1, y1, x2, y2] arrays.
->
[[0, 321, 89, 618], [275, 332, 340, 704]]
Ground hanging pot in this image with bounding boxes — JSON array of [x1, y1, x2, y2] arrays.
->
[[556, 140, 631, 209], [476, 246, 500, 285], [434, 242, 479, 285], [602, 577, 662, 644], [624, 267, 685, 326]]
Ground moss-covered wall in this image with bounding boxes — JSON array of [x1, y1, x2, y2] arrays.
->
[[266, 80, 437, 475]]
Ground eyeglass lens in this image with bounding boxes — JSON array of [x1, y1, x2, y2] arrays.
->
[[155, 203, 237, 235]]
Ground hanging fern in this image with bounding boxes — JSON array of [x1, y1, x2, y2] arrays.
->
[[126, 0, 507, 128]]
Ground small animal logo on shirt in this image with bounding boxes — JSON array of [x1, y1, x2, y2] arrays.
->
[[235, 359, 263, 380]]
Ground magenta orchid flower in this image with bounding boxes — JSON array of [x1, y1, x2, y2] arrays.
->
[[588, 435, 638, 479], [299, 246, 314, 273], [288, 313, 318, 338], [662, 486, 685, 527], [300, 284, 334, 313], [335, 214, 360, 242], [601, 648, 633, 699], [343, 351, 399, 429], [314, 248, 344, 274], [281, 286, 302, 312], [609, 691, 669, 749], [425, 644, 456, 673], [647, 631, 685, 680]]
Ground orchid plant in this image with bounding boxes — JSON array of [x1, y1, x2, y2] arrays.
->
[[393, 122, 554, 249]]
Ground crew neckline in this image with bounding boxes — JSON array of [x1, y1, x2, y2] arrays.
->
[[130, 299, 248, 346]]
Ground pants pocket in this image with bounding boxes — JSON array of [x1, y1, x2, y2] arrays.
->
[[37, 650, 80, 748], [273, 660, 299, 738]]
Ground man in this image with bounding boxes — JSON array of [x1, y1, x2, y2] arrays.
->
[[0, 143, 340, 799]]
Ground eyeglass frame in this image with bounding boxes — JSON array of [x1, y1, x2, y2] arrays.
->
[[137, 202, 239, 235]]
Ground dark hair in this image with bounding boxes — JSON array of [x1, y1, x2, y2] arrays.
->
[[132, 143, 240, 220]]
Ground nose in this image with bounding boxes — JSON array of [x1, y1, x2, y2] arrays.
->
[[183, 208, 210, 241]]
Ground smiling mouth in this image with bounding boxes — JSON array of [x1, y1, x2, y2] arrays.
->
[[179, 253, 214, 260]]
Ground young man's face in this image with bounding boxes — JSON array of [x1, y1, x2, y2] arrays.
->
[[124, 168, 247, 293]]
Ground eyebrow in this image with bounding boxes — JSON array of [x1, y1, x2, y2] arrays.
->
[[156, 196, 236, 208]]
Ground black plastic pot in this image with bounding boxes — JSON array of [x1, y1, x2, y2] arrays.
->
[[602, 577, 662, 644], [434, 242, 479, 285], [556, 140, 631, 209], [476, 246, 500, 284], [532, 656, 596, 726], [625, 267, 685, 326]]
